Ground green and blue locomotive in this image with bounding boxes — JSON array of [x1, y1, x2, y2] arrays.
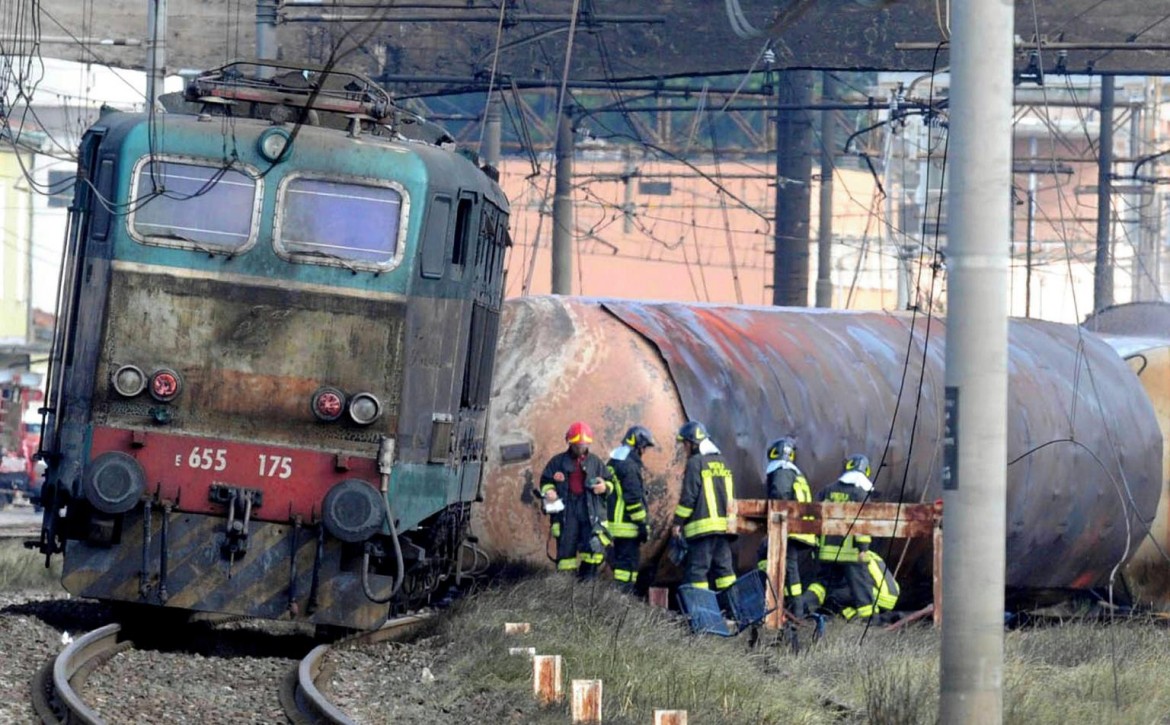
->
[[33, 63, 508, 629]]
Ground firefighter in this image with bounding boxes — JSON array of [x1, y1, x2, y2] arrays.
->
[[755, 436, 817, 617], [539, 421, 613, 579], [812, 454, 877, 619], [605, 425, 655, 593], [802, 550, 900, 622], [672, 420, 737, 592]]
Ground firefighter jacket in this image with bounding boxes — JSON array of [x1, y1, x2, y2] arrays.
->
[[765, 459, 817, 546], [816, 470, 873, 562], [604, 445, 648, 539], [540, 449, 612, 539], [672, 440, 735, 540], [540, 449, 612, 499]]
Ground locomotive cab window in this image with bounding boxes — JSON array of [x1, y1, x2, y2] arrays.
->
[[128, 159, 261, 252], [275, 176, 408, 273]]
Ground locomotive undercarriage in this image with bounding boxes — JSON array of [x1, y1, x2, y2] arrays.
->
[[54, 498, 476, 630]]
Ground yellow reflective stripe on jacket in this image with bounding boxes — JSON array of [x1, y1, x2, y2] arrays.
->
[[817, 543, 863, 562], [674, 504, 694, 518], [684, 516, 729, 538], [604, 521, 639, 537], [789, 475, 817, 545], [626, 502, 647, 522]]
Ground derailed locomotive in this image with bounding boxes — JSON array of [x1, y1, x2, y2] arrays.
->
[[33, 62, 508, 629]]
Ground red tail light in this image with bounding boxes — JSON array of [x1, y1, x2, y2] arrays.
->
[[311, 387, 346, 422], [149, 369, 182, 402]]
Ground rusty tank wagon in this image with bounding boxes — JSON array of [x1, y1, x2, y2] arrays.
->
[[475, 296, 1163, 604]]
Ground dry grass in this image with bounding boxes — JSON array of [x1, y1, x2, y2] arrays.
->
[[0, 539, 62, 591], [431, 572, 1170, 725]]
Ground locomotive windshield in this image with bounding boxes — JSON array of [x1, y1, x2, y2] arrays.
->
[[276, 177, 406, 272], [129, 159, 260, 252]]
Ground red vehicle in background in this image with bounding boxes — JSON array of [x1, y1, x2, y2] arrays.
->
[[21, 407, 44, 507]]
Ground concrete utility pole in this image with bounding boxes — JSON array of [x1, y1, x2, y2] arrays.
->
[[256, 0, 279, 78], [773, 70, 815, 306], [815, 72, 837, 308], [551, 108, 575, 295], [144, 0, 166, 109], [482, 93, 502, 169], [940, 0, 1012, 721], [1095, 78, 1115, 312]]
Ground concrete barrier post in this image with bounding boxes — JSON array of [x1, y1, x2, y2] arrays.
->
[[533, 654, 563, 704], [571, 679, 602, 723]]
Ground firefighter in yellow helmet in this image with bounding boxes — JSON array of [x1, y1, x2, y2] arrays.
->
[[755, 436, 818, 617], [604, 425, 655, 593], [539, 422, 613, 579], [671, 420, 737, 592], [811, 454, 877, 619]]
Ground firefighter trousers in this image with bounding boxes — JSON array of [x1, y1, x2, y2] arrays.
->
[[554, 494, 605, 574], [684, 534, 736, 591], [612, 537, 640, 586]]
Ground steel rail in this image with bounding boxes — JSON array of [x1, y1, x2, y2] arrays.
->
[[34, 623, 129, 725], [287, 613, 433, 724]]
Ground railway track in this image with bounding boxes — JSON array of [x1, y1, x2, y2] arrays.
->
[[31, 612, 431, 725], [284, 613, 434, 725], [32, 623, 130, 724]]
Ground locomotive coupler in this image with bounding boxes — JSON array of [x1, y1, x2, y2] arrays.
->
[[210, 485, 264, 567]]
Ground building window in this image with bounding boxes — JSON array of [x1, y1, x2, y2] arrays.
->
[[47, 169, 75, 208]]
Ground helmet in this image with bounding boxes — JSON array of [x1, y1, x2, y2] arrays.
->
[[676, 420, 709, 445], [767, 436, 797, 462], [844, 454, 872, 478], [565, 421, 594, 445], [623, 425, 656, 449]]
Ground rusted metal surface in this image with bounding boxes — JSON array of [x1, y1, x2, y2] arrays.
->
[[97, 268, 403, 452], [478, 297, 1162, 596], [654, 711, 688, 725], [1091, 322, 1170, 605], [739, 500, 939, 537]]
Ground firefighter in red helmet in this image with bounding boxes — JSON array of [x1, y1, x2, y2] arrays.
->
[[539, 421, 613, 579]]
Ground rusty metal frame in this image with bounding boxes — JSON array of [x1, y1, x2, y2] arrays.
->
[[737, 499, 943, 630]]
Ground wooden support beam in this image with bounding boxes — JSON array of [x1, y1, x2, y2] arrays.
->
[[740, 498, 944, 630], [648, 587, 670, 609], [571, 679, 603, 723], [533, 655, 563, 704], [764, 503, 787, 631]]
